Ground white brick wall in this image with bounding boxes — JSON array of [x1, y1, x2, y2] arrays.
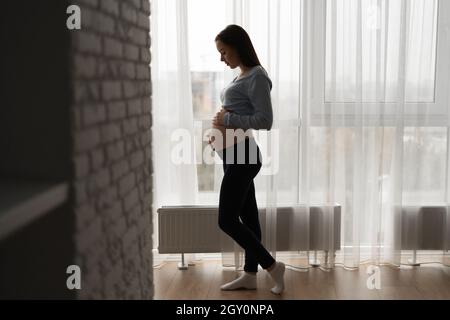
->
[[71, 0, 153, 299]]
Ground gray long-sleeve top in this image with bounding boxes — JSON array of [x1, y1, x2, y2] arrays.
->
[[221, 65, 273, 131]]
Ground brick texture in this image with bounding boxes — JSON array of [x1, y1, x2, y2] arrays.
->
[[70, 0, 153, 299]]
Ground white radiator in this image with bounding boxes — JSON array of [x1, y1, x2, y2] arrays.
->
[[157, 204, 450, 257], [157, 204, 342, 254], [401, 204, 450, 250]]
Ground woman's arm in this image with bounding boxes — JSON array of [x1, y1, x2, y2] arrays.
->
[[223, 74, 273, 131]]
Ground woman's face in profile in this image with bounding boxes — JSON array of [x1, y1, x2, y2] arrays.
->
[[216, 40, 240, 69]]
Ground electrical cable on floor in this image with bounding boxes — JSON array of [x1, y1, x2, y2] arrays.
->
[[153, 258, 450, 270], [400, 261, 450, 267]]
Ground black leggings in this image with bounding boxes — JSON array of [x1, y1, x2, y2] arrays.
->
[[218, 138, 276, 273]]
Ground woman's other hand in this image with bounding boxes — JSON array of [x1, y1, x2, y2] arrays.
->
[[212, 108, 231, 127], [209, 108, 235, 146]]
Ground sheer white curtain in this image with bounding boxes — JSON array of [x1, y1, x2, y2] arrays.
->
[[303, 0, 450, 268], [151, 0, 450, 269], [217, 0, 450, 270], [150, 0, 198, 252]]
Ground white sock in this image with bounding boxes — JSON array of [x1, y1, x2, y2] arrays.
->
[[268, 262, 285, 295], [220, 272, 257, 291]]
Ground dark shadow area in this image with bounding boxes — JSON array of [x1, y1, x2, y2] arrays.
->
[[0, 0, 75, 299]]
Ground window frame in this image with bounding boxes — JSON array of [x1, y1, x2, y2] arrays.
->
[[309, 0, 450, 127]]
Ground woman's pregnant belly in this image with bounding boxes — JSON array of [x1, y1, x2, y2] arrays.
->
[[209, 124, 254, 151]]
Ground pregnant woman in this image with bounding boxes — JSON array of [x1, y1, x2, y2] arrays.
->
[[210, 24, 285, 295]]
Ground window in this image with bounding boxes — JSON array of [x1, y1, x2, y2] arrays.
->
[[185, 0, 450, 204], [306, 0, 450, 205], [310, 0, 450, 123], [325, 0, 438, 103], [188, 0, 228, 196], [307, 126, 448, 204]]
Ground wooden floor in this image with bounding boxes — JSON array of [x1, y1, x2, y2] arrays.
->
[[154, 259, 450, 300]]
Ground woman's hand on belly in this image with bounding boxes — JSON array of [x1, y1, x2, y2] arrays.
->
[[212, 108, 227, 127], [208, 108, 247, 148], [212, 106, 235, 126]]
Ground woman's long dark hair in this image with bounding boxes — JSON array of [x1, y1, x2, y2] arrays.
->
[[215, 24, 261, 68]]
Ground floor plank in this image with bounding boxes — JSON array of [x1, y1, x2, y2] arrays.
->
[[154, 260, 450, 300], [159, 260, 217, 300]]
